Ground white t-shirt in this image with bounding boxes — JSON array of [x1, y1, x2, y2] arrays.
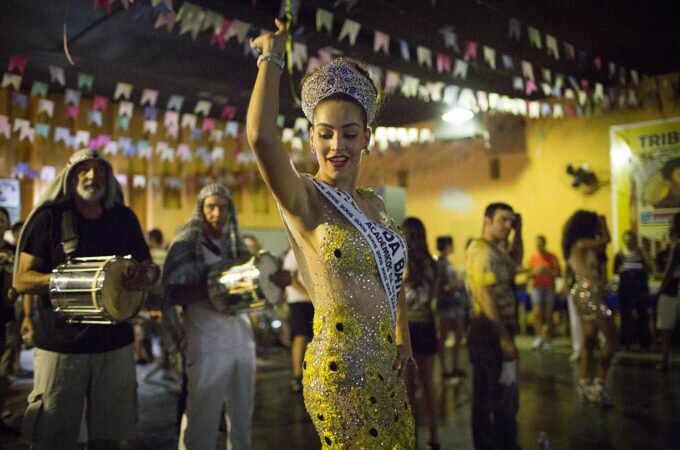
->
[[282, 248, 310, 304]]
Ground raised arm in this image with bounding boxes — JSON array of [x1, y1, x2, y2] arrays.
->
[[246, 19, 312, 218]]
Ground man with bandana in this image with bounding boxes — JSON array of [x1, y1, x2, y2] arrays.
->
[[163, 183, 254, 450], [12, 149, 159, 449]]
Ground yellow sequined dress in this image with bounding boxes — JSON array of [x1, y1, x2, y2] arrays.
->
[[281, 183, 415, 449]]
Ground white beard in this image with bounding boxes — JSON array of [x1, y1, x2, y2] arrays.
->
[[76, 184, 106, 202]]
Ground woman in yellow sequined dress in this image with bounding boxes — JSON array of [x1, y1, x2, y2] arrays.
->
[[247, 19, 415, 449]]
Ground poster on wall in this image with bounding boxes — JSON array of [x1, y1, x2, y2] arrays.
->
[[0, 178, 21, 224], [610, 117, 680, 254]]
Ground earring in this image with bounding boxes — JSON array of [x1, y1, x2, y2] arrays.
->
[[362, 148, 371, 156], [311, 147, 316, 154]]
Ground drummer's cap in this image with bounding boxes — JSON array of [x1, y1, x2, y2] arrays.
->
[[63, 148, 123, 209]]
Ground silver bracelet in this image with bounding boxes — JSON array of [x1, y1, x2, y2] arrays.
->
[[257, 52, 285, 71]]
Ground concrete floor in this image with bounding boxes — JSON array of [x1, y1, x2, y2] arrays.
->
[[1, 336, 679, 450]]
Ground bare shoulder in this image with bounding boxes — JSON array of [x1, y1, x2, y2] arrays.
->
[[358, 187, 385, 210]]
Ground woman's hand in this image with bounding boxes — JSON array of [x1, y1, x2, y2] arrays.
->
[[249, 18, 287, 56], [393, 343, 416, 377]]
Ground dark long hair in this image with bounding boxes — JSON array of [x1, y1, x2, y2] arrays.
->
[[562, 210, 600, 260], [402, 217, 436, 287]]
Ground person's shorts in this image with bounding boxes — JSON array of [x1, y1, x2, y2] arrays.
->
[[288, 302, 314, 338], [657, 294, 680, 331], [531, 287, 556, 307], [408, 321, 438, 356], [23, 344, 137, 447], [436, 291, 466, 318]]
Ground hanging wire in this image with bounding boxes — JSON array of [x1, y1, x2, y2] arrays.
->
[[63, 0, 76, 65], [285, 0, 301, 106]]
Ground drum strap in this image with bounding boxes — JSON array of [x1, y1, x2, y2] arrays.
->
[[61, 209, 79, 261]]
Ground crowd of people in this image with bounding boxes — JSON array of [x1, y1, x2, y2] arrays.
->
[[0, 19, 677, 450]]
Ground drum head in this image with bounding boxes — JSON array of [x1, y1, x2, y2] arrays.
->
[[101, 258, 144, 321], [257, 252, 284, 305]]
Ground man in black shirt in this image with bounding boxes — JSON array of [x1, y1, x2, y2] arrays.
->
[[13, 149, 159, 449]]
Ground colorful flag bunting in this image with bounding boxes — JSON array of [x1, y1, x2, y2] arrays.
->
[[8, 55, 28, 74], [338, 19, 360, 46]]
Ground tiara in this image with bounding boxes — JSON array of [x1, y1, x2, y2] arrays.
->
[[301, 58, 377, 125]]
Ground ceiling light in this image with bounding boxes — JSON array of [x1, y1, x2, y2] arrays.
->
[[442, 107, 474, 124]]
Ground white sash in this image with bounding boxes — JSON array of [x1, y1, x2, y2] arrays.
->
[[309, 176, 406, 324]]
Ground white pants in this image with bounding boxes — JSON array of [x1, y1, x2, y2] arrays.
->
[[179, 304, 256, 450]]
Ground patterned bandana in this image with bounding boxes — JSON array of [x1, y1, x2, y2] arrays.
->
[[301, 57, 377, 125]]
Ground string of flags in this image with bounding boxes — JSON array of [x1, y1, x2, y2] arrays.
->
[[110, 0, 650, 117]]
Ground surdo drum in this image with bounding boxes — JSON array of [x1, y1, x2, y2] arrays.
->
[[49, 255, 144, 324], [208, 252, 284, 314]]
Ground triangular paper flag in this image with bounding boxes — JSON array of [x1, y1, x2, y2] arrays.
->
[[373, 31, 390, 54], [483, 46, 496, 70], [167, 95, 184, 111], [140, 89, 158, 106], [416, 47, 432, 69], [35, 123, 50, 138], [463, 41, 477, 61], [225, 121, 239, 137], [65, 88, 81, 105], [527, 26, 541, 48], [441, 30, 460, 53], [37, 99, 55, 117], [202, 118, 216, 131], [93, 95, 109, 111], [113, 82, 133, 100], [181, 113, 197, 129], [8, 55, 28, 74], [226, 19, 250, 44], [118, 101, 134, 117], [54, 127, 72, 145], [316, 8, 333, 34], [133, 175, 147, 188], [221, 105, 237, 120], [436, 54, 451, 74], [292, 42, 308, 71], [65, 104, 79, 120], [74, 130, 91, 148], [88, 110, 103, 127], [443, 85, 459, 105], [452, 59, 468, 79], [508, 18, 521, 40], [0, 116, 11, 139], [194, 100, 212, 116], [48, 65, 65, 85], [1, 73, 22, 90], [11, 92, 27, 109], [143, 120, 158, 135], [338, 19, 361, 46], [31, 81, 49, 97], [78, 73, 94, 91], [521, 60, 534, 80], [546, 35, 559, 60]]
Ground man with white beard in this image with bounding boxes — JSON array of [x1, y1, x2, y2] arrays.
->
[[13, 149, 159, 449]]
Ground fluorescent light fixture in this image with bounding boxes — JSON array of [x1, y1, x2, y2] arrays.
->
[[442, 107, 474, 124]]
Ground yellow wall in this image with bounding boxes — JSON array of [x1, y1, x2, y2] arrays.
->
[[358, 105, 680, 270]]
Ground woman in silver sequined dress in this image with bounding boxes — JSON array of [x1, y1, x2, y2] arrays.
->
[[562, 210, 618, 404], [247, 19, 415, 449]]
